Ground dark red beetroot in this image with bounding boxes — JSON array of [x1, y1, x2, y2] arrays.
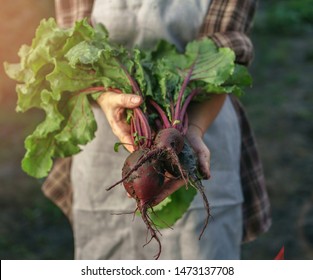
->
[[85, 55, 211, 260], [106, 128, 187, 260], [121, 149, 166, 259], [107, 128, 185, 191], [107, 128, 210, 259], [154, 128, 187, 183], [154, 127, 184, 154], [103, 60, 211, 260], [122, 149, 165, 204]]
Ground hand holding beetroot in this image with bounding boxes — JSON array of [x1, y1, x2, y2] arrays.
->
[[97, 91, 143, 152], [105, 60, 217, 259], [4, 18, 251, 260]]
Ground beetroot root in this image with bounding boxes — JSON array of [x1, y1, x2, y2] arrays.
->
[[122, 149, 166, 259]]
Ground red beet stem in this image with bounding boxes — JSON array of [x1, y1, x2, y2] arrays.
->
[[134, 108, 152, 147], [173, 62, 195, 125], [149, 99, 171, 128], [179, 88, 202, 124]]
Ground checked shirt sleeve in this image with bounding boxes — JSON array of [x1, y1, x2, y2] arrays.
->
[[199, 0, 257, 65], [54, 0, 94, 28]]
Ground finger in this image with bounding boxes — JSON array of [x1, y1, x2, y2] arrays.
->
[[119, 134, 135, 153], [186, 134, 211, 179], [108, 93, 143, 109], [192, 139, 210, 179], [197, 147, 211, 179], [98, 95, 136, 152], [110, 123, 135, 152]]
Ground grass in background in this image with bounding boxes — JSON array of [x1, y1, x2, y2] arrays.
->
[[255, 0, 313, 35], [241, 0, 313, 259]]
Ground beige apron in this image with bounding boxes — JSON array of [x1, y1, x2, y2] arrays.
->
[[71, 0, 243, 259]]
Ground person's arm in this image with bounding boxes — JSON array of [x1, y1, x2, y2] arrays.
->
[[54, 0, 94, 28], [199, 0, 257, 66], [186, 95, 226, 178], [185, 0, 257, 178]]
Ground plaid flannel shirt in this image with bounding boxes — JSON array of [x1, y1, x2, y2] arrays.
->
[[43, 0, 271, 243]]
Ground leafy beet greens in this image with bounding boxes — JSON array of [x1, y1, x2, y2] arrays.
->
[[4, 18, 251, 227]]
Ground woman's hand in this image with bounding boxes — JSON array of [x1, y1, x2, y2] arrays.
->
[[151, 132, 210, 205], [97, 91, 143, 152], [186, 124, 211, 179], [98, 91, 223, 201], [150, 123, 211, 205]]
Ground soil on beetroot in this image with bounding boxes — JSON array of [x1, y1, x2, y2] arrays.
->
[[1, 2, 312, 260]]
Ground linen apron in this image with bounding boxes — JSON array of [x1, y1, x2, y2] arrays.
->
[[71, 0, 244, 259]]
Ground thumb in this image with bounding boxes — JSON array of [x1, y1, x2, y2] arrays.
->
[[111, 93, 143, 109], [197, 148, 211, 179]]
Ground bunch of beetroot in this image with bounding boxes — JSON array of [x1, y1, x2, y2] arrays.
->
[[100, 39, 250, 259], [106, 79, 210, 259], [4, 18, 251, 260]]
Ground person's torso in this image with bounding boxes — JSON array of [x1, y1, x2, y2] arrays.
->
[[91, 0, 211, 51]]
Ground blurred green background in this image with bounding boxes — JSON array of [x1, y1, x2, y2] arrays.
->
[[0, 0, 312, 259]]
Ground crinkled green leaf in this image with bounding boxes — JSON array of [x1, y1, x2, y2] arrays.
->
[[3, 62, 29, 83], [46, 60, 96, 100], [224, 64, 253, 87], [22, 135, 55, 178], [55, 94, 97, 155], [143, 38, 248, 121], [3, 18, 136, 177], [66, 41, 102, 66]]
